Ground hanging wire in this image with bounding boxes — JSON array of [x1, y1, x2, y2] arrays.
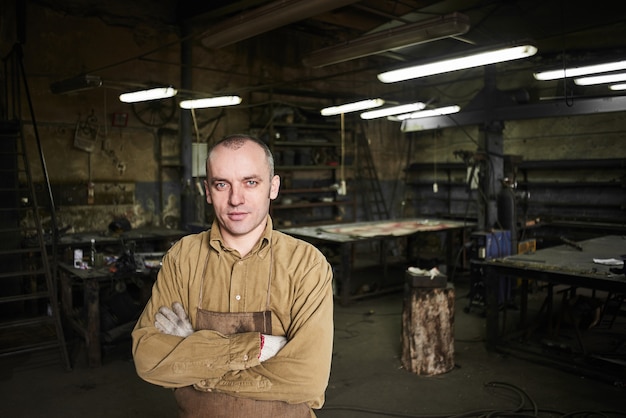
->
[[561, 0, 574, 107], [340, 112, 346, 192], [190, 108, 205, 196], [433, 130, 438, 193]]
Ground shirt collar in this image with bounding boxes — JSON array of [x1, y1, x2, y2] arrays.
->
[[208, 215, 273, 259]]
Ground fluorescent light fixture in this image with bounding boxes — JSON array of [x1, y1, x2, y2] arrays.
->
[[378, 44, 537, 83], [303, 13, 470, 68], [50, 74, 102, 94], [321, 99, 385, 116], [180, 95, 242, 109], [390, 105, 460, 121], [610, 83, 626, 91], [360, 102, 426, 119], [534, 59, 626, 81], [574, 72, 626, 86], [119, 87, 177, 103]]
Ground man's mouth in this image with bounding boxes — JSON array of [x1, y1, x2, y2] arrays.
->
[[228, 211, 247, 221]]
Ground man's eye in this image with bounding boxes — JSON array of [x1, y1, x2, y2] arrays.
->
[[246, 180, 258, 186], [215, 182, 227, 189]]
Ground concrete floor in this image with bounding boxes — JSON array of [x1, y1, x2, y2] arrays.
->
[[1, 268, 624, 418]]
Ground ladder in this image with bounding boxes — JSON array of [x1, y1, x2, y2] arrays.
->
[[355, 123, 389, 221], [0, 44, 70, 370]]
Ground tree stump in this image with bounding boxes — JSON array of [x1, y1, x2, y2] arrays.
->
[[401, 279, 455, 375]]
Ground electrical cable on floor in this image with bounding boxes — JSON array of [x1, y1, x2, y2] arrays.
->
[[321, 380, 625, 418], [334, 310, 401, 340]]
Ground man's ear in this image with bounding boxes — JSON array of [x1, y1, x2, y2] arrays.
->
[[269, 175, 280, 200]]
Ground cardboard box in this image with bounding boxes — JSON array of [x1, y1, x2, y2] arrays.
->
[[518, 239, 536, 255]]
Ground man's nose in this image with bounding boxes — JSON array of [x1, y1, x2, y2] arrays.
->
[[229, 184, 244, 206]]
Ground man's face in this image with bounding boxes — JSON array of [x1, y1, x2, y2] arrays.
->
[[204, 140, 280, 245]]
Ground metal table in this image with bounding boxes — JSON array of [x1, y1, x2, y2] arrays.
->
[[478, 235, 626, 382], [280, 218, 474, 305]]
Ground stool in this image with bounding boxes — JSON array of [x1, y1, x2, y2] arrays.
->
[[401, 272, 455, 375]]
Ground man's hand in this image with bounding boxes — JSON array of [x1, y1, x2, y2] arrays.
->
[[155, 302, 194, 337], [259, 334, 287, 362]]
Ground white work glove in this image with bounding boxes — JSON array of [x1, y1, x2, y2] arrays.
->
[[259, 334, 287, 362], [154, 302, 194, 338]]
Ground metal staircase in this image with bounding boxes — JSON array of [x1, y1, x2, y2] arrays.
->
[[355, 122, 389, 221], [0, 44, 70, 369]]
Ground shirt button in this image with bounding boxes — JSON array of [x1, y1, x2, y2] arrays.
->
[[235, 295, 241, 300], [243, 354, 249, 361]]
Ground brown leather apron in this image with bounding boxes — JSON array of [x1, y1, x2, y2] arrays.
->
[[174, 245, 312, 418]]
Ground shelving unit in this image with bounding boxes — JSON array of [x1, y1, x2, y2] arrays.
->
[[403, 162, 476, 219], [517, 158, 625, 223], [249, 92, 356, 227], [403, 158, 625, 225]]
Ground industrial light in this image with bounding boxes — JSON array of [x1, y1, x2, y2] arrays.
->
[[360, 102, 426, 119], [389, 105, 460, 121], [303, 13, 470, 68], [179, 95, 242, 109], [377, 43, 537, 83], [610, 83, 626, 91], [574, 72, 626, 86], [50, 74, 102, 94], [119, 87, 178, 103], [534, 59, 626, 81], [321, 99, 385, 116]]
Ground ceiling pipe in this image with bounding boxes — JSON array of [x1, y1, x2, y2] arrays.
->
[[201, 0, 361, 49], [303, 12, 471, 68]]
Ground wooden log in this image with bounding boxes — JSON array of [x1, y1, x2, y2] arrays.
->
[[401, 281, 455, 375]]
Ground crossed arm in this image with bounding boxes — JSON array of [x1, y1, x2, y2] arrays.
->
[[154, 302, 286, 361], [131, 248, 334, 406]]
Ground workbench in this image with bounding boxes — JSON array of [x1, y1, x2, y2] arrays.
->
[[477, 235, 626, 383], [57, 228, 189, 367], [57, 227, 189, 252], [280, 218, 474, 305]]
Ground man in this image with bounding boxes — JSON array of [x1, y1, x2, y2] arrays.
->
[[132, 134, 334, 417]]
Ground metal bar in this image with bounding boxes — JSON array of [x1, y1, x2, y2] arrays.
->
[[402, 95, 626, 132]]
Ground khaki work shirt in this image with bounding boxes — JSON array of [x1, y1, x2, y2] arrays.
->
[[132, 216, 334, 410]]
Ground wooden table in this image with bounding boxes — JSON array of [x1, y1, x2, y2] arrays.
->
[[58, 263, 114, 368], [57, 227, 189, 252], [281, 218, 474, 305], [56, 228, 189, 367], [58, 256, 164, 368]]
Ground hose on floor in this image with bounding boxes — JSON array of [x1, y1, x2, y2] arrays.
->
[[320, 380, 622, 417]]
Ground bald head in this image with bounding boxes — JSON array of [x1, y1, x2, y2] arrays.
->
[[207, 134, 275, 177]]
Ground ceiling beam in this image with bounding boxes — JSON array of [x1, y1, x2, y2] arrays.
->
[[200, 0, 361, 49], [401, 94, 626, 132]]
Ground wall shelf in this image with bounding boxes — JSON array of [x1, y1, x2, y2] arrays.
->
[[403, 158, 625, 224], [249, 91, 356, 227]]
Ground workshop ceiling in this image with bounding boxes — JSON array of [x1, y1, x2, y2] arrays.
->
[[31, 0, 626, 103]]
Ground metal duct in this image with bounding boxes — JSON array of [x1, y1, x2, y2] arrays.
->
[[50, 74, 102, 94], [201, 0, 361, 49], [302, 13, 471, 68]]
